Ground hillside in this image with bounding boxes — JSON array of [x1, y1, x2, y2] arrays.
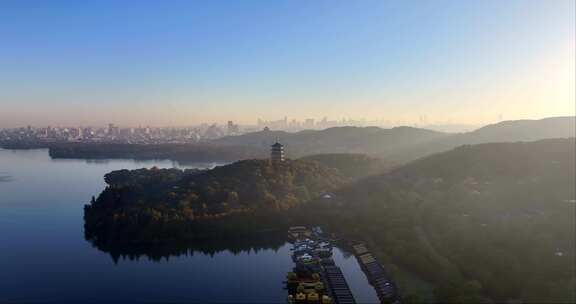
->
[[387, 116, 575, 162], [215, 116, 575, 163], [84, 159, 344, 241], [464, 116, 575, 142], [330, 138, 575, 303], [299, 153, 390, 180], [213, 126, 446, 159]]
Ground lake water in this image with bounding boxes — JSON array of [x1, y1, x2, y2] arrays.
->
[[0, 149, 379, 303]]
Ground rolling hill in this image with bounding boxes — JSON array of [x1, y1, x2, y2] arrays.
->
[[36, 116, 576, 165], [386, 116, 575, 162], [213, 125, 446, 159], [213, 116, 575, 164], [331, 138, 575, 303]]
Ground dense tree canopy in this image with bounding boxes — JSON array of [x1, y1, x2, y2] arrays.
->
[[84, 159, 344, 241], [329, 138, 576, 303], [299, 153, 390, 180]]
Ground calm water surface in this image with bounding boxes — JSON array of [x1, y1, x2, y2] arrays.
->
[[0, 149, 378, 303]]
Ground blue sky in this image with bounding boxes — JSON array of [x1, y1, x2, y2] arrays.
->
[[0, 0, 574, 127]]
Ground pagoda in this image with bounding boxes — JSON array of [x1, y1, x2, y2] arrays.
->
[[271, 142, 285, 162]]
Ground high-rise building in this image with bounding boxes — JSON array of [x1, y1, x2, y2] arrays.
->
[[304, 118, 315, 129], [227, 121, 239, 135], [107, 123, 119, 137]]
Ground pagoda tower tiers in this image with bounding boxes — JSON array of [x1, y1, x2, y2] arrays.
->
[[271, 142, 285, 162]]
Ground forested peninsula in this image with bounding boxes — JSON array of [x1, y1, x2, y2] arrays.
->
[[84, 158, 346, 241], [85, 139, 575, 303]]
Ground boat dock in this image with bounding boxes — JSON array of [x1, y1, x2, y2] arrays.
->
[[323, 265, 356, 304], [352, 243, 400, 303], [286, 226, 356, 304]]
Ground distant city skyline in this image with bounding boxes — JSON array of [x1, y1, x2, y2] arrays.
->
[[0, 114, 566, 131], [0, 115, 494, 131], [1, 0, 574, 128]]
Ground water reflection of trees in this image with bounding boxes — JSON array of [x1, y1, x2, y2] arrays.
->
[[84, 218, 287, 263]]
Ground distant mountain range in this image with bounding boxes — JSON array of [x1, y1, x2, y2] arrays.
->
[[213, 125, 445, 160], [14, 116, 573, 164], [386, 116, 576, 162], [213, 116, 575, 163]]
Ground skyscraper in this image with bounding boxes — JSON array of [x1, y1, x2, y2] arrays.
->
[[227, 120, 239, 135]]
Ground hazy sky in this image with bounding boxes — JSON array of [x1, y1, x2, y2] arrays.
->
[[0, 0, 574, 127]]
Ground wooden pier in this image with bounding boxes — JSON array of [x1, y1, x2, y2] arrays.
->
[[323, 265, 356, 304], [352, 243, 400, 303]]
